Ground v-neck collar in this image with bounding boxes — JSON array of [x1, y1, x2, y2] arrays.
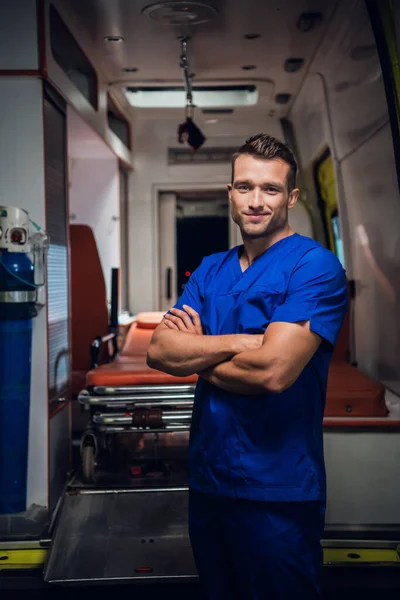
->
[[234, 233, 299, 276]]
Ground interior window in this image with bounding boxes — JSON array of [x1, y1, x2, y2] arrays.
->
[[331, 210, 345, 267]]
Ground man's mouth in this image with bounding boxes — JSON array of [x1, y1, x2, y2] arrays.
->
[[244, 213, 270, 221]]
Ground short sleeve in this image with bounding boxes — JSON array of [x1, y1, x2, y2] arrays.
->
[[170, 260, 205, 314], [270, 247, 349, 347]]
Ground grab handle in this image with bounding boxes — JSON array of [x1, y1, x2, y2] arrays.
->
[[166, 267, 172, 300]]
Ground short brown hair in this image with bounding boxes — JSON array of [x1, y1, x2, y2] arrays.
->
[[231, 134, 297, 192]]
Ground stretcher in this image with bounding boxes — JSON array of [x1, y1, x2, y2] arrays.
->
[[78, 311, 198, 482]]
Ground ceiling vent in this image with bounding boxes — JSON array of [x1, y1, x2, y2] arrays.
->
[[141, 2, 218, 26], [201, 108, 234, 114], [169, 146, 237, 165]]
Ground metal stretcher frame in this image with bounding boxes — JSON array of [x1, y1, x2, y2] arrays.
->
[[76, 312, 198, 482]]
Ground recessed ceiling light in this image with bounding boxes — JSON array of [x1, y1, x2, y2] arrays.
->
[[284, 58, 304, 73], [244, 33, 261, 40], [204, 119, 218, 124], [123, 67, 139, 72], [104, 35, 124, 43], [242, 65, 257, 71]]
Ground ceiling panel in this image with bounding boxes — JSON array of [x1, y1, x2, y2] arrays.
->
[[59, 0, 339, 111]]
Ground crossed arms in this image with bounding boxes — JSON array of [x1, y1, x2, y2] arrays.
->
[[146, 305, 322, 395]]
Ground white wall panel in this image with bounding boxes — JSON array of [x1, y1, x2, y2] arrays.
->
[[69, 157, 120, 304], [341, 124, 400, 385], [325, 430, 400, 525]]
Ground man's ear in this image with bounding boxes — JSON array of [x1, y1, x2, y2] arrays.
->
[[288, 188, 299, 210], [227, 183, 233, 200]]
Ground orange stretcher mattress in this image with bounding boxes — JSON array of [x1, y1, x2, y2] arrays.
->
[[86, 360, 198, 386], [120, 326, 156, 357], [86, 311, 197, 386], [325, 361, 387, 417]]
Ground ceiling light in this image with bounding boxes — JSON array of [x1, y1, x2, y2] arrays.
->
[[242, 65, 256, 71], [244, 33, 261, 40], [125, 85, 258, 108], [204, 119, 218, 124], [296, 12, 322, 33], [141, 2, 218, 26], [178, 117, 206, 150], [104, 35, 124, 43]]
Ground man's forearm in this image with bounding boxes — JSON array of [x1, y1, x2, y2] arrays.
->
[[200, 349, 281, 395], [147, 329, 246, 376]]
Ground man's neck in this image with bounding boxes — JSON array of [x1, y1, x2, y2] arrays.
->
[[240, 226, 294, 269]]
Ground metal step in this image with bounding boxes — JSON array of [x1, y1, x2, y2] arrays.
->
[[44, 488, 197, 584]]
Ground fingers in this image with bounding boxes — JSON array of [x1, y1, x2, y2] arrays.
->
[[183, 305, 204, 335], [164, 314, 188, 332], [163, 317, 179, 330], [164, 309, 194, 332], [169, 307, 196, 332], [163, 305, 203, 335]]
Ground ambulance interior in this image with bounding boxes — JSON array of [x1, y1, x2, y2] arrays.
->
[[0, 0, 400, 591]]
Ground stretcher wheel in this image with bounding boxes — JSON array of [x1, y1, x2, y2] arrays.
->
[[82, 444, 95, 483]]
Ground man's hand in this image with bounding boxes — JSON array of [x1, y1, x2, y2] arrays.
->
[[163, 306, 263, 353], [163, 305, 203, 335]]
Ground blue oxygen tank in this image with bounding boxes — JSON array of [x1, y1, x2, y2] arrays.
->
[[0, 251, 37, 514]]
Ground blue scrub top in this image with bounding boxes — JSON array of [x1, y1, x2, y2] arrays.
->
[[173, 233, 348, 503]]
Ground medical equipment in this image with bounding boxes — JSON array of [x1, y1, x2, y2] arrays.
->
[[0, 206, 48, 513]]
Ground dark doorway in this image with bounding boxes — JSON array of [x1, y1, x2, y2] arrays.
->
[[176, 216, 229, 296]]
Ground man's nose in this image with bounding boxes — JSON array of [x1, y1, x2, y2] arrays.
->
[[248, 188, 263, 210]]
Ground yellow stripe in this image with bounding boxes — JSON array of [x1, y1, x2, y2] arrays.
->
[[0, 549, 47, 570], [314, 148, 337, 253], [1, 546, 399, 572], [323, 546, 400, 565]]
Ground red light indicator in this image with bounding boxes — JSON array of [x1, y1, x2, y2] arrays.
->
[[11, 229, 24, 244], [135, 567, 153, 573], [185, 271, 191, 277]]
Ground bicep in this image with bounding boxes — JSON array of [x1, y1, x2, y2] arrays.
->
[[261, 321, 321, 389], [148, 320, 171, 347]]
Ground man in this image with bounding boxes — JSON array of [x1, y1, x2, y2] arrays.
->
[[147, 134, 348, 599]]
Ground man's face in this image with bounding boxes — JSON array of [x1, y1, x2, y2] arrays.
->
[[228, 155, 299, 240]]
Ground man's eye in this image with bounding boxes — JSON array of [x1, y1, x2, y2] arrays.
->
[[238, 185, 249, 191], [266, 187, 278, 193]]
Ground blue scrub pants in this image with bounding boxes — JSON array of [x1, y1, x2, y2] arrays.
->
[[189, 489, 325, 600]]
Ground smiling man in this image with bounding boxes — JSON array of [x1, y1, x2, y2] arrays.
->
[[147, 134, 348, 600]]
